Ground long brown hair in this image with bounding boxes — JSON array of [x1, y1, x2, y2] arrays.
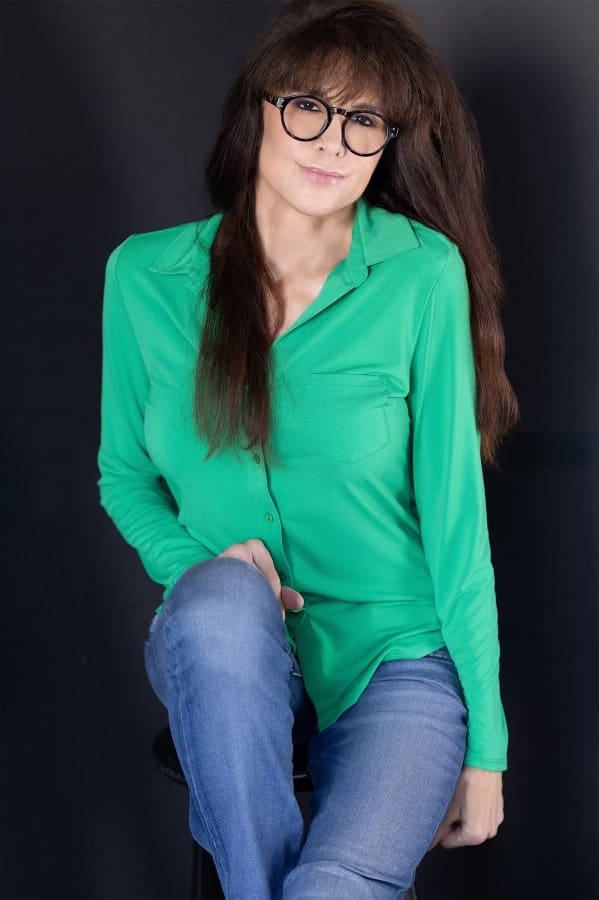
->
[[195, 0, 520, 468]]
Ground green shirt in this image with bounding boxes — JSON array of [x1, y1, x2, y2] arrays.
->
[[97, 195, 509, 771]]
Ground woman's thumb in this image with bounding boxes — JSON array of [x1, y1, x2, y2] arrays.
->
[[281, 585, 304, 610]]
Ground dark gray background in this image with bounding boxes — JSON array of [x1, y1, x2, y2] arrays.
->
[[1, 1, 597, 897]]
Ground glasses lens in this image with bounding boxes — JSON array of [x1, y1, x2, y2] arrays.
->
[[283, 96, 328, 139], [345, 112, 389, 155]]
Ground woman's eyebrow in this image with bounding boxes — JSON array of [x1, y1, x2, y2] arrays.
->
[[353, 102, 384, 114], [332, 98, 383, 114]]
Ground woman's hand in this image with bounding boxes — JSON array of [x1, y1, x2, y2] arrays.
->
[[217, 538, 304, 621], [427, 766, 504, 850]]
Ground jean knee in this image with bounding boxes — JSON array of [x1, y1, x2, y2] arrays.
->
[[164, 556, 281, 637]]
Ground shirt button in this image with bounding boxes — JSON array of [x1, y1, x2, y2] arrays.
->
[[252, 451, 261, 464], [264, 513, 274, 523]]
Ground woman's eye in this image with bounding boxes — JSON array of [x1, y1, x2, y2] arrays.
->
[[296, 101, 319, 112], [351, 114, 375, 128]]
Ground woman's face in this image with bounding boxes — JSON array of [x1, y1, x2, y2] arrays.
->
[[256, 89, 386, 218]]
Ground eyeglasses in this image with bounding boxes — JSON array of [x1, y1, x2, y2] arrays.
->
[[263, 92, 399, 157]]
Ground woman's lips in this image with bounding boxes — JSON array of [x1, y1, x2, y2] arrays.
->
[[299, 165, 346, 184]]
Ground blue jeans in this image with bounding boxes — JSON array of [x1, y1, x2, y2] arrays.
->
[[144, 557, 468, 900]]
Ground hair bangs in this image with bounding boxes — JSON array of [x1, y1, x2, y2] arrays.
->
[[264, 39, 403, 125]]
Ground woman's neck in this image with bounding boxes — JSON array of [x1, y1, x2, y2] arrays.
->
[[255, 191, 355, 281]]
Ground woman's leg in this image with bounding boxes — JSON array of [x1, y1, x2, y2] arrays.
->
[[143, 556, 317, 900], [282, 647, 468, 900]]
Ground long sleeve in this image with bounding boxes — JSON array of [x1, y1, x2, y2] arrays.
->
[[407, 243, 509, 771], [96, 237, 215, 605]]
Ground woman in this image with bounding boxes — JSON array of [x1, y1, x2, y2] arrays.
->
[[97, 0, 520, 897]]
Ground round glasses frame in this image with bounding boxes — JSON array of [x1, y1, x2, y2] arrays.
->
[[263, 92, 400, 157]]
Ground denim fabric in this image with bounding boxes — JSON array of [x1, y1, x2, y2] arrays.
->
[[144, 556, 468, 900]]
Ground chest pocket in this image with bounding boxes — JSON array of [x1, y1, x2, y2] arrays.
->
[[273, 372, 390, 465]]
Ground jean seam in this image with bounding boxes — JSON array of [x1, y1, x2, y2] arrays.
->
[[163, 609, 229, 890]]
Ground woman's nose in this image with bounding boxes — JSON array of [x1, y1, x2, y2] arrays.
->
[[318, 113, 346, 152]]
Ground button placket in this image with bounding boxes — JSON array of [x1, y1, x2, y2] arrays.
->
[[246, 445, 293, 589]]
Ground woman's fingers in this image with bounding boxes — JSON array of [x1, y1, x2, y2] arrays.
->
[[218, 539, 304, 620], [244, 539, 286, 616]]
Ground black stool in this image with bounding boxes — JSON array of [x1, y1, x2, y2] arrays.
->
[[152, 725, 419, 900]]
